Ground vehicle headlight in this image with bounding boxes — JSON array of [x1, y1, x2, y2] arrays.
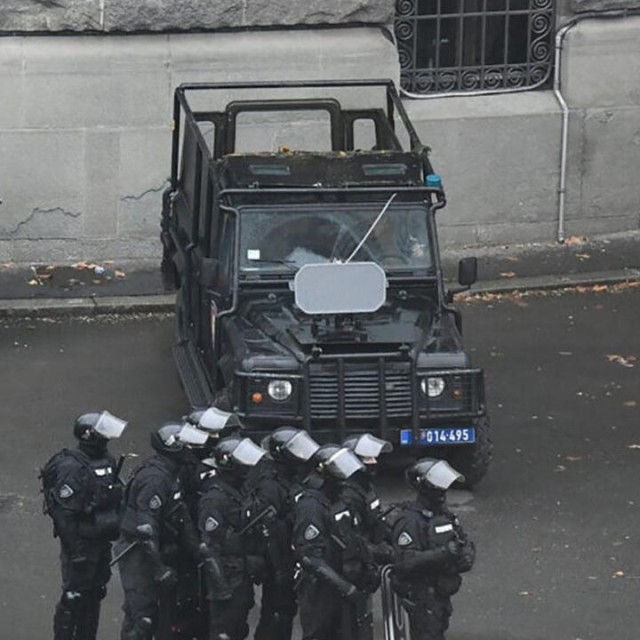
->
[[267, 380, 293, 401], [421, 377, 445, 398]]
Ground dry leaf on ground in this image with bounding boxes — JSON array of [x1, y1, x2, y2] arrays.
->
[[606, 355, 635, 368], [565, 235, 588, 246], [500, 271, 516, 278]]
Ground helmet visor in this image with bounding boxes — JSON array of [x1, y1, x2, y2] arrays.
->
[[197, 407, 233, 432], [94, 411, 127, 440], [417, 459, 464, 489], [352, 433, 393, 458], [286, 431, 321, 462], [231, 438, 267, 467], [324, 448, 365, 480], [178, 425, 209, 447]]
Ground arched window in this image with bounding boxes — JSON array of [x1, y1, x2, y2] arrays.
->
[[395, 0, 555, 95]]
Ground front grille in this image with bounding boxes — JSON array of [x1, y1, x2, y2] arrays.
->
[[309, 361, 412, 419]]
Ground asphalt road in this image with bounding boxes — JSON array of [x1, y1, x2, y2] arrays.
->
[[1, 284, 639, 639]]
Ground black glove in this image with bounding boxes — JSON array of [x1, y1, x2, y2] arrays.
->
[[446, 539, 462, 557], [372, 541, 394, 565], [344, 583, 365, 604], [154, 565, 177, 588], [246, 555, 266, 585]]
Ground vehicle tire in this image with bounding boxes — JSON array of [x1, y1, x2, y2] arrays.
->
[[446, 416, 493, 489]]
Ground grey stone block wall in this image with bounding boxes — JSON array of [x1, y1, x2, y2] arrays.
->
[[0, 0, 395, 33], [0, 27, 399, 263]]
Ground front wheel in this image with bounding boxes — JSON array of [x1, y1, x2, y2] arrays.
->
[[446, 416, 493, 489]]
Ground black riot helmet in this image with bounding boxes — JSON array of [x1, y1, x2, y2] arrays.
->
[[185, 407, 243, 441], [261, 427, 320, 465], [211, 436, 266, 476], [74, 410, 127, 457], [405, 458, 464, 505], [314, 444, 365, 481], [343, 433, 393, 462], [150, 422, 186, 455]]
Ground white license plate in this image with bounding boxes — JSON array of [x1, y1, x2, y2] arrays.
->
[[400, 427, 475, 445]]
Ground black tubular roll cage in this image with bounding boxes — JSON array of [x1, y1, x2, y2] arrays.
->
[[169, 78, 426, 192]]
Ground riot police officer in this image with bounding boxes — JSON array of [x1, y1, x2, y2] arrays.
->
[[249, 427, 321, 640], [198, 435, 267, 640], [390, 458, 476, 640], [293, 444, 368, 640], [342, 433, 394, 561], [41, 410, 127, 640], [181, 407, 244, 518], [117, 423, 203, 640]]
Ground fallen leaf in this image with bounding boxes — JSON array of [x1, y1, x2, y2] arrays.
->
[[576, 253, 591, 260], [27, 279, 39, 286], [565, 235, 587, 246], [606, 355, 635, 368], [518, 591, 531, 596], [555, 465, 567, 472], [115, 270, 126, 279], [613, 571, 625, 578], [624, 401, 637, 408], [505, 256, 519, 262], [592, 284, 608, 292], [566, 456, 582, 462], [500, 271, 516, 278]]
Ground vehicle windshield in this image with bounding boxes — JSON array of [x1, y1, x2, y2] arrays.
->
[[238, 204, 434, 275]]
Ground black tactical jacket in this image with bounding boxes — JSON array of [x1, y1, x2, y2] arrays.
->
[[42, 447, 122, 553], [120, 454, 199, 559]]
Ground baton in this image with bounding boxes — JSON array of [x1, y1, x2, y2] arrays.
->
[[237, 505, 277, 536], [109, 540, 138, 567]]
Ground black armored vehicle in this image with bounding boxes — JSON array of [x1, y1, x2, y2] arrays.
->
[[161, 79, 492, 486]]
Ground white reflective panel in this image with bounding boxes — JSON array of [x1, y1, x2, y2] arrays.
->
[[198, 407, 233, 432], [293, 262, 387, 315], [94, 411, 128, 440], [178, 425, 209, 446], [424, 460, 464, 489]]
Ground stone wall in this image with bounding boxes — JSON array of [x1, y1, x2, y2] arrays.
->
[[0, 28, 399, 263], [0, 0, 395, 32]]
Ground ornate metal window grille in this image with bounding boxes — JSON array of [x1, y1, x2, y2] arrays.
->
[[395, 0, 555, 95]]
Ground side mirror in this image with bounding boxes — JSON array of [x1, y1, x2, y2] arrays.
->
[[458, 257, 478, 287]]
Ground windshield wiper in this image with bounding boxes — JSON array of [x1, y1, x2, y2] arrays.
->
[[345, 192, 397, 263], [246, 258, 297, 272]]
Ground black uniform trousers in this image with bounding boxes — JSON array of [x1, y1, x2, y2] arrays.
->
[[296, 577, 343, 640], [406, 586, 453, 640], [208, 577, 254, 640], [116, 541, 160, 640], [254, 573, 297, 640], [55, 542, 111, 640]]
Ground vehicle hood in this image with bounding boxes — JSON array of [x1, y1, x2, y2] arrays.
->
[[221, 292, 465, 371]]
